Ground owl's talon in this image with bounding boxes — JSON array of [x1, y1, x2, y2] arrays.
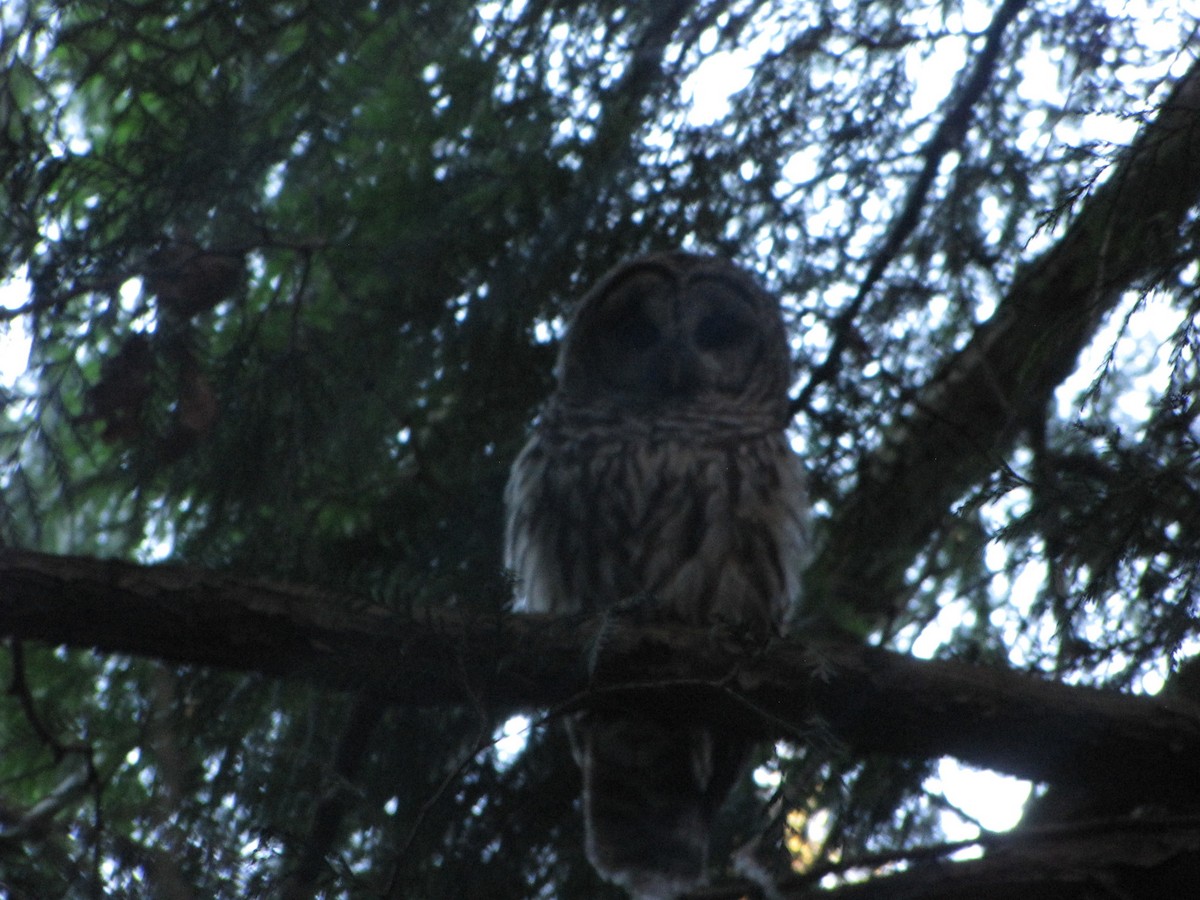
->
[[611, 591, 660, 623], [586, 593, 657, 678]]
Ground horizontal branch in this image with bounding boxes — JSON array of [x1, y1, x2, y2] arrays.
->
[[3, 549, 1200, 810], [691, 815, 1200, 899], [784, 814, 1200, 900]]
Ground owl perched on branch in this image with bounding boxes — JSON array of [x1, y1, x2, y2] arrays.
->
[[505, 252, 809, 898]]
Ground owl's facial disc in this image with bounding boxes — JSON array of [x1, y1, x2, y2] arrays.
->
[[579, 270, 677, 400], [680, 276, 764, 394], [567, 267, 766, 406]]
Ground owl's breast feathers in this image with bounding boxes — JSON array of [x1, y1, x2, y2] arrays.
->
[[504, 400, 809, 634]]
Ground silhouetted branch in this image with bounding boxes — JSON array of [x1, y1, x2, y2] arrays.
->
[[3, 549, 1200, 809], [280, 694, 386, 900], [793, 0, 1031, 415], [806, 54, 1200, 629]]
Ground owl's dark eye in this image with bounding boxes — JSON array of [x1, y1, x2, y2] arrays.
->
[[610, 308, 661, 351], [694, 310, 751, 351]]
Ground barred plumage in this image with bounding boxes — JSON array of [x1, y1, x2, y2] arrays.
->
[[505, 252, 809, 898]]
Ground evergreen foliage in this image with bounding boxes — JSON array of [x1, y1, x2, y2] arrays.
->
[[0, 0, 1198, 897]]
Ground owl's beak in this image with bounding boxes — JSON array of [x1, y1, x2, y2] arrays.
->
[[658, 340, 702, 397]]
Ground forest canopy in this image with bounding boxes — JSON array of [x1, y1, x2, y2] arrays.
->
[[1, 1, 1199, 898]]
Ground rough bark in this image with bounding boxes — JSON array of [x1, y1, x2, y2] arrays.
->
[[805, 56, 1200, 630], [3, 548, 1200, 810]]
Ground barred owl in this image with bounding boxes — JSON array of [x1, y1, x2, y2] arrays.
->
[[505, 252, 809, 898]]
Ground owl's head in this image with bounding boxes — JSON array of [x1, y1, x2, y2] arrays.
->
[[556, 252, 792, 420]]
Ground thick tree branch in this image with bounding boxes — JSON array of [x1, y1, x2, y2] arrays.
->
[[806, 55, 1200, 628], [3, 549, 1200, 810]]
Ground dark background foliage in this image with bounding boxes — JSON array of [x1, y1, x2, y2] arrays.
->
[[1, 0, 1198, 897]]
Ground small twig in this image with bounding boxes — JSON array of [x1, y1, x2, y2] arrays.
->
[[385, 725, 492, 898], [4, 638, 104, 890], [789, 811, 1200, 889], [790, 0, 1030, 417], [8, 639, 70, 761], [279, 693, 385, 900]]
